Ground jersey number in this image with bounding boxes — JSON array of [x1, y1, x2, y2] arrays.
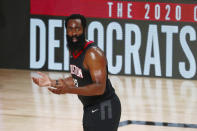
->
[[73, 78, 79, 87]]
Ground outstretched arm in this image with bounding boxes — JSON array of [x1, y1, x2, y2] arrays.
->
[[32, 72, 74, 88]]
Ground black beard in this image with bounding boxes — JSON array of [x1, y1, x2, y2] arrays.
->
[[66, 33, 85, 53]]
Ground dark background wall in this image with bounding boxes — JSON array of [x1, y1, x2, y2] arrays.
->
[[0, 0, 29, 69]]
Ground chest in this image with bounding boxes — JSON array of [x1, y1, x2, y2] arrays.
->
[[70, 54, 92, 83]]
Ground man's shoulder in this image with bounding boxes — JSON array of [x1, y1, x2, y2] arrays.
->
[[86, 45, 104, 56], [84, 40, 105, 57], [84, 41, 107, 67]]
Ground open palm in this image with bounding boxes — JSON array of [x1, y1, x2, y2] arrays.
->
[[32, 72, 51, 87]]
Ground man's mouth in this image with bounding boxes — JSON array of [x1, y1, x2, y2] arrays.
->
[[72, 37, 78, 43]]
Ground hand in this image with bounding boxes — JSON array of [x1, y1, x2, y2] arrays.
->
[[48, 79, 69, 94], [32, 72, 52, 87]]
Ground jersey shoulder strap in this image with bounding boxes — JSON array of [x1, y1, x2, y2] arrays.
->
[[72, 40, 94, 59]]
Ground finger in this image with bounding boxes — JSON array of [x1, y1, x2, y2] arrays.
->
[[37, 72, 46, 77], [59, 79, 64, 84], [53, 84, 62, 88], [55, 79, 64, 87], [48, 88, 60, 94], [32, 77, 35, 82], [32, 77, 39, 85], [59, 78, 68, 85]]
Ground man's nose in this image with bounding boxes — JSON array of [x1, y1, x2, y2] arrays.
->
[[71, 29, 77, 36]]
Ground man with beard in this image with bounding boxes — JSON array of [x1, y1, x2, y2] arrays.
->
[[32, 14, 121, 131]]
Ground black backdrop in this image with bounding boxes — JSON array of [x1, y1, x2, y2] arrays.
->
[[0, 0, 29, 69]]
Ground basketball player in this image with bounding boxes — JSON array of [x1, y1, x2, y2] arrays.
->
[[32, 14, 121, 131]]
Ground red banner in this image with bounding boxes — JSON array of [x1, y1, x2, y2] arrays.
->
[[30, 0, 197, 22]]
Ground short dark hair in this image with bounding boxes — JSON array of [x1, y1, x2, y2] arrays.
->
[[65, 14, 86, 29]]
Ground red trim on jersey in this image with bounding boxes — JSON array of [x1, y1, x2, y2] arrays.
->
[[72, 41, 94, 59]]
